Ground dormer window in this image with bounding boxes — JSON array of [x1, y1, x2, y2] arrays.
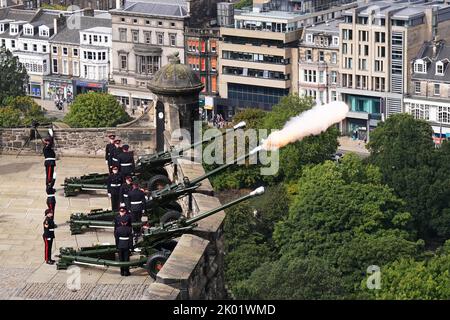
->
[[436, 61, 444, 75], [0, 24, 4, 33], [332, 36, 339, 46], [414, 59, 427, 73], [306, 34, 313, 43], [24, 26, 33, 36], [10, 25, 19, 35], [39, 27, 49, 37]]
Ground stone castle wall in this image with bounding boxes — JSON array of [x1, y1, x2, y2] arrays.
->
[[0, 127, 156, 157]]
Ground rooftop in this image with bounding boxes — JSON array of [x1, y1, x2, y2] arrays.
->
[[305, 19, 341, 33], [412, 41, 450, 82], [51, 15, 112, 44], [111, 0, 188, 18]]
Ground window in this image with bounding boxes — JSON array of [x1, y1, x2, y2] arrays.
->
[[358, 59, 367, 71], [120, 55, 127, 70], [157, 32, 164, 45], [10, 25, 18, 34], [375, 32, 385, 43], [121, 18, 125, 22], [73, 61, 79, 76], [332, 36, 339, 46], [63, 47, 68, 55], [169, 33, 176, 46], [24, 26, 33, 36], [438, 106, 450, 123], [53, 46, 58, 54], [331, 71, 337, 84], [359, 30, 368, 42], [132, 30, 139, 43], [415, 82, 421, 94], [377, 46, 386, 58], [436, 62, 444, 75], [305, 49, 312, 61], [143, 31, 151, 44], [414, 61, 426, 73], [104, 36, 108, 42], [145, 20, 150, 25], [40, 28, 49, 37], [62, 59, 68, 75], [119, 28, 127, 42], [121, 78, 128, 85], [306, 34, 313, 43], [409, 103, 429, 120], [73, 48, 78, 56], [303, 70, 317, 83], [374, 60, 383, 72], [158, 21, 163, 26], [331, 52, 337, 64], [331, 91, 337, 101], [319, 71, 324, 83], [23, 43, 28, 51], [102, 52, 106, 60], [344, 57, 352, 69], [342, 43, 347, 55], [171, 22, 175, 27], [0, 24, 3, 33], [342, 29, 352, 40], [319, 51, 324, 62], [33, 44, 37, 52], [133, 19, 138, 24], [1, 39, 4, 47], [434, 84, 440, 96], [11, 40, 15, 49], [52, 59, 58, 73]]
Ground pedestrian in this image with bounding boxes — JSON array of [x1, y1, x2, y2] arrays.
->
[[43, 136, 56, 189], [119, 176, 133, 208], [43, 209, 56, 265], [117, 144, 135, 179], [107, 165, 122, 212], [115, 221, 133, 276], [128, 181, 146, 223], [105, 134, 116, 174], [111, 139, 123, 169], [46, 187, 56, 216]]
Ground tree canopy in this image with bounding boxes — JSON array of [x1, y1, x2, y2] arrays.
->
[[64, 92, 130, 128], [0, 47, 29, 105]]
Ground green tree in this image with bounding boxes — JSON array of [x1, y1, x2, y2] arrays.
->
[[64, 92, 130, 127], [0, 48, 29, 105], [367, 114, 450, 241], [273, 155, 422, 296], [232, 108, 267, 129], [233, 255, 346, 300], [0, 107, 21, 127], [368, 242, 450, 299], [4, 96, 49, 126], [234, 0, 252, 9]]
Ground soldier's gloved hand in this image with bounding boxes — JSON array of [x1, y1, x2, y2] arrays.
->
[[105, 160, 108, 164], [120, 203, 125, 207], [108, 193, 111, 198]]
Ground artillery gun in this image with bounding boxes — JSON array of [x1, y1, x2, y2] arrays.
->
[[62, 121, 246, 196], [57, 187, 265, 279], [68, 145, 263, 235]]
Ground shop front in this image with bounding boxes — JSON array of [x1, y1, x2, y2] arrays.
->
[[44, 78, 74, 102], [74, 80, 107, 95], [28, 82, 43, 99]]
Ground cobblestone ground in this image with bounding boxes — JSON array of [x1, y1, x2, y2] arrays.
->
[[0, 155, 153, 300]]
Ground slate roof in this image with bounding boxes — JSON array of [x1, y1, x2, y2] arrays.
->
[[111, 0, 188, 18], [412, 41, 450, 82], [51, 16, 111, 44]]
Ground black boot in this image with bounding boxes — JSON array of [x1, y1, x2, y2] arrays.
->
[[120, 268, 124, 276]]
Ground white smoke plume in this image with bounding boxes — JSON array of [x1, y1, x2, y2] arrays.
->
[[262, 101, 349, 150]]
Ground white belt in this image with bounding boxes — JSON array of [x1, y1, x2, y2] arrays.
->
[[112, 158, 118, 161], [46, 238, 52, 240], [119, 237, 129, 240], [110, 184, 121, 187], [130, 201, 142, 204], [49, 229, 55, 231], [45, 158, 56, 161], [123, 194, 128, 197], [47, 195, 55, 197], [121, 163, 132, 166]]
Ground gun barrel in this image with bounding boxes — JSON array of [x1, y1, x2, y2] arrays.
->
[[62, 183, 107, 190], [184, 186, 265, 225]]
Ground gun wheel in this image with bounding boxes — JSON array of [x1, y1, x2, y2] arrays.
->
[[163, 201, 182, 213], [159, 210, 182, 224], [146, 251, 169, 279], [147, 174, 171, 191]]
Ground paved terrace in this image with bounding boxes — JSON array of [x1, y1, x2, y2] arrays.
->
[[0, 155, 153, 300]]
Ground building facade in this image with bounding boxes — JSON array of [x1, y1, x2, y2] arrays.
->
[[298, 19, 340, 105], [217, 1, 356, 118], [337, 0, 450, 139], [108, 0, 188, 110], [404, 40, 450, 139]]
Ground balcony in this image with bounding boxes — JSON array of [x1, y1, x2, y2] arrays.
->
[[220, 27, 301, 44]]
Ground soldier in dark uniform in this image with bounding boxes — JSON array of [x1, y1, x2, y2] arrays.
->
[[115, 221, 133, 276], [107, 166, 122, 212], [105, 134, 116, 174], [110, 139, 123, 170], [119, 176, 133, 208], [117, 145, 135, 179], [128, 182, 146, 223], [46, 187, 56, 216], [114, 206, 132, 230], [43, 209, 56, 264], [43, 137, 56, 189]]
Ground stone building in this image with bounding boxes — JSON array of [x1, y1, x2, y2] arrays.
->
[[298, 19, 340, 105], [337, 0, 450, 138], [148, 52, 203, 151], [404, 40, 450, 140]]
